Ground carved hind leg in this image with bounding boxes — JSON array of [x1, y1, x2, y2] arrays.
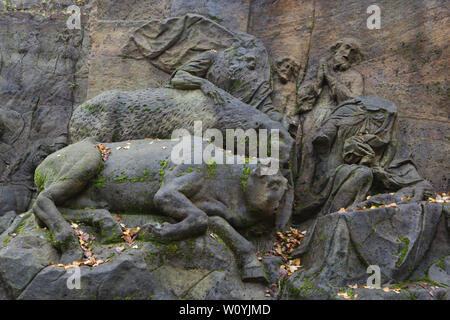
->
[[33, 150, 101, 263], [138, 188, 208, 242], [208, 216, 267, 283], [33, 182, 84, 263]]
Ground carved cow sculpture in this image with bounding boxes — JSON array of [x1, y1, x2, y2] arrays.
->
[[33, 137, 291, 282]]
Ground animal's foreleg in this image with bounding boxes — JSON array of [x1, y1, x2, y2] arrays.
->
[[208, 216, 267, 283], [142, 189, 208, 241]]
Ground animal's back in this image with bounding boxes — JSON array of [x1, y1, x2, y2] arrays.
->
[[68, 87, 275, 146], [69, 88, 219, 143]]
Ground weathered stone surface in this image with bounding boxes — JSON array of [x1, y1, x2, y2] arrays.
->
[[69, 88, 293, 164], [32, 137, 291, 281], [18, 253, 164, 300], [346, 287, 449, 300], [9, 213, 268, 300], [294, 95, 434, 220], [250, 0, 449, 191], [0, 213, 58, 299], [0, 0, 448, 301], [0, 2, 90, 215], [0, 211, 16, 235], [428, 256, 450, 287], [284, 202, 450, 299]]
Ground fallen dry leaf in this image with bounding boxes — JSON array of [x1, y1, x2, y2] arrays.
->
[[115, 246, 125, 253], [94, 144, 111, 162], [50, 222, 107, 269]]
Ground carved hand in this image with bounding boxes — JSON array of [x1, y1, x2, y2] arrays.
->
[[200, 81, 224, 105]]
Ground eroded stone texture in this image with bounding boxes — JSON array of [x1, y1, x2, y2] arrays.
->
[[294, 96, 434, 220], [83, 0, 450, 190], [32, 137, 292, 281], [284, 202, 450, 299], [0, 2, 90, 215], [0, 0, 447, 301], [4, 213, 267, 300], [0, 213, 58, 299]]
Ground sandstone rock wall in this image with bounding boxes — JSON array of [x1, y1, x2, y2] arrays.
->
[[0, 0, 89, 185], [0, 0, 448, 301]]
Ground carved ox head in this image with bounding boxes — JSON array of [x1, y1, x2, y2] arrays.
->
[[245, 164, 289, 216]]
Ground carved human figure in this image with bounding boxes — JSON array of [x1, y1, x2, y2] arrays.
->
[[272, 57, 301, 136], [293, 38, 433, 220], [124, 14, 285, 123], [71, 14, 294, 171], [170, 45, 283, 122], [297, 38, 364, 116], [294, 96, 433, 219]]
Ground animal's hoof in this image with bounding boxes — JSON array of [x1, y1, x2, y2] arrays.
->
[[137, 222, 167, 242], [60, 247, 84, 265], [53, 227, 83, 264], [241, 255, 268, 284], [100, 220, 123, 243], [54, 227, 78, 249]]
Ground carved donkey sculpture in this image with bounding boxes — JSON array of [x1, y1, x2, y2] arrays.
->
[[32, 137, 291, 282]]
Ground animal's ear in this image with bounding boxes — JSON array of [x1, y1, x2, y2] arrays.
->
[[251, 161, 279, 178], [250, 165, 263, 177]]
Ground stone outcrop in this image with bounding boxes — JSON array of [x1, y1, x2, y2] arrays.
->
[[284, 202, 450, 299], [1, 212, 268, 300]]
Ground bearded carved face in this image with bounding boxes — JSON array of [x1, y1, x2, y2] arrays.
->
[[276, 58, 299, 83], [224, 46, 258, 72], [331, 38, 362, 71]]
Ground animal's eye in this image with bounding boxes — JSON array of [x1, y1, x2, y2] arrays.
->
[[267, 181, 279, 189]]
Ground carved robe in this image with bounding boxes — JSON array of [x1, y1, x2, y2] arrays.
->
[[295, 96, 432, 218]]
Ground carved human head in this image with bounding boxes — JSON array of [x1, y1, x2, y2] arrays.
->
[[330, 38, 363, 71], [245, 165, 288, 216], [276, 57, 300, 84]]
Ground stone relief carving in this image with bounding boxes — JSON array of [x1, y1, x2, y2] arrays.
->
[[272, 57, 301, 135], [297, 38, 365, 116], [123, 13, 283, 121], [1, 13, 443, 296], [295, 96, 433, 219], [293, 38, 433, 221], [33, 137, 291, 282]]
